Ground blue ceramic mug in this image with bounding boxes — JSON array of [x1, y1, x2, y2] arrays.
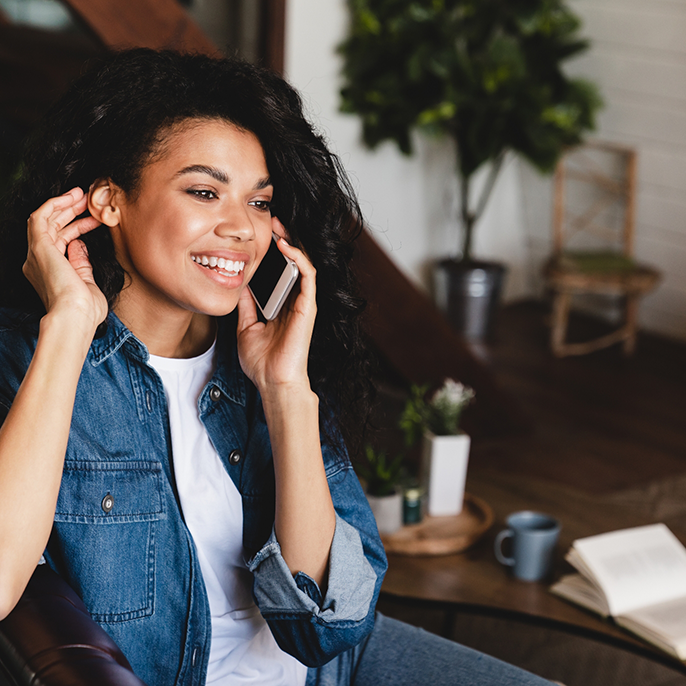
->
[[494, 511, 560, 581]]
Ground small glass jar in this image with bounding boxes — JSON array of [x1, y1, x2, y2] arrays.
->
[[403, 487, 423, 525]]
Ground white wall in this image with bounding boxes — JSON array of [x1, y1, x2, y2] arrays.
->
[[283, 0, 530, 302], [523, 0, 686, 340], [285, 0, 686, 339]]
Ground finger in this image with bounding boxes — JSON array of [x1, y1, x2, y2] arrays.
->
[[268, 217, 315, 296], [57, 215, 102, 246], [276, 237, 316, 303], [30, 188, 85, 222], [28, 192, 88, 243], [49, 194, 90, 230], [271, 216, 288, 241], [67, 240, 97, 285], [61, 186, 85, 201], [276, 236, 314, 275], [236, 287, 260, 334], [49, 187, 85, 208]]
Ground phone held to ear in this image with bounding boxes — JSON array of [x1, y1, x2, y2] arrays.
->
[[248, 234, 299, 320]]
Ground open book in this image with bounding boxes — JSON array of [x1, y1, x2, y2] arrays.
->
[[550, 523, 686, 660]]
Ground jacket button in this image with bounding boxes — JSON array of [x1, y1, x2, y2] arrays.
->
[[229, 449, 242, 465], [209, 387, 222, 402], [101, 494, 114, 513]]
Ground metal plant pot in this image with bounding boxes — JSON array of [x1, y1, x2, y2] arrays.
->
[[433, 259, 506, 341]]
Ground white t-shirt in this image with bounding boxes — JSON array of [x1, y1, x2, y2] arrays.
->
[[149, 342, 307, 685]]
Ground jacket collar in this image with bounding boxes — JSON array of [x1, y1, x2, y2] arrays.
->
[[89, 312, 143, 365], [211, 313, 246, 407], [88, 311, 246, 407]]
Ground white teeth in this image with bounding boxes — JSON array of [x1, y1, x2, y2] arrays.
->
[[193, 256, 246, 274]]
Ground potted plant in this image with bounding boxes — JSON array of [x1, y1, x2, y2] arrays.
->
[[339, 0, 602, 339], [356, 444, 405, 534], [400, 379, 474, 516]]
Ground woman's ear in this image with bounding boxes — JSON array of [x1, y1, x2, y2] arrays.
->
[[88, 179, 122, 227]]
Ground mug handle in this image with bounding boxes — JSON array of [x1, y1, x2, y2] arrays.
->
[[494, 529, 515, 566]]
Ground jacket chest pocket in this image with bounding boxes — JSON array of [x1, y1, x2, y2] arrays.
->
[[52, 460, 166, 623]]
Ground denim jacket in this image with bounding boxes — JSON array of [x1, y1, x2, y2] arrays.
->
[[0, 309, 386, 686]]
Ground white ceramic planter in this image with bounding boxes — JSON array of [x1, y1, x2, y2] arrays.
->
[[366, 491, 403, 534], [422, 432, 470, 516]]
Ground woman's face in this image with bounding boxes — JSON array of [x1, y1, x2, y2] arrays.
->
[[109, 119, 274, 320]]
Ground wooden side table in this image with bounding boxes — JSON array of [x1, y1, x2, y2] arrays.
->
[[381, 470, 686, 674]]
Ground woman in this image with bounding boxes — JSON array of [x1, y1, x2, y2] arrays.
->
[[0, 49, 554, 686]]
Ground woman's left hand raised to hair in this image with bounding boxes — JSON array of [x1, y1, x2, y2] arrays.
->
[[236, 217, 316, 398]]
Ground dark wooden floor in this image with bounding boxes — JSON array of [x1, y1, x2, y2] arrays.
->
[[371, 299, 686, 495], [373, 300, 686, 683]]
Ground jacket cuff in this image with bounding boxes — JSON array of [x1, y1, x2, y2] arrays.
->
[[247, 512, 376, 623]]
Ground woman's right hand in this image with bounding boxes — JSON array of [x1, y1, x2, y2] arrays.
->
[[23, 187, 107, 335], [0, 187, 111, 620]]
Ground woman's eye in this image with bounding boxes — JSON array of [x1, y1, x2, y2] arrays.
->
[[187, 189, 217, 200], [249, 200, 271, 212]]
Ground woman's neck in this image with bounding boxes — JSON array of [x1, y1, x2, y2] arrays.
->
[[114, 295, 216, 359]]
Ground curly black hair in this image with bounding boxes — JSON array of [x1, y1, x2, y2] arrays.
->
[[0, 48, 373, 452]]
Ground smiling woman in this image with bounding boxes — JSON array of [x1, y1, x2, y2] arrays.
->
[[0, 49, 557, 686], [88, 121, 274, 357]]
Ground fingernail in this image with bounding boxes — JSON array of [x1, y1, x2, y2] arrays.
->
[[280, 237, 289, 247]]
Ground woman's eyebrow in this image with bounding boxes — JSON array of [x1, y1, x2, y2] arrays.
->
[[176, 165, 229, 184], [254, 176, 272, 190], [175, 167, 271, 191]]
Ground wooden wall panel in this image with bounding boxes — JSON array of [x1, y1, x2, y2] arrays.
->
[[0, 24, 103, 130], [353, 230, 527, 438], [575, 2, 686, 56], [261, 0, 286, 74], [62, 0, 217, 54]]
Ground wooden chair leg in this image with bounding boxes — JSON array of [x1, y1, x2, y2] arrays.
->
[[550, 291, 571, 357], [623, 294, 639, 357]]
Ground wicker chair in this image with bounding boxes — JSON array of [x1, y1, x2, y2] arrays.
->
[[544, 141, 660, 357]]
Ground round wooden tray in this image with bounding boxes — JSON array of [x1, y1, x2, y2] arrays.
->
[[380, 493, 494, 556]]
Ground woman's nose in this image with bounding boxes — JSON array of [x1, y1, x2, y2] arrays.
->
[[214, 206, 256, 241]]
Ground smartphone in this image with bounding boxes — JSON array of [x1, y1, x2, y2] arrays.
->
[[248, 234, 299, 320]]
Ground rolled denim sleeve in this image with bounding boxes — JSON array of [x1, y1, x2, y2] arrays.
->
[[248, 513, 376, 621], [247, 462, 387, 667]]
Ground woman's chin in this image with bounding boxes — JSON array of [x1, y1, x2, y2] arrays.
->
[[194, 293, 243, 318]]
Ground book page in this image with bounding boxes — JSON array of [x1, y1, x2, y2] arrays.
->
[[619, 596, 686, 659], [572, 524, 686, 616], [623, 596, 686, 642], [550, 573, 610, 616]]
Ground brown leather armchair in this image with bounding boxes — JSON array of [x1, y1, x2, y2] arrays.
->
[[0, 565, 147, 686]]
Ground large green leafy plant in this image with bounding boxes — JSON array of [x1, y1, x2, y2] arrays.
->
[[339, 0, 602, 261]]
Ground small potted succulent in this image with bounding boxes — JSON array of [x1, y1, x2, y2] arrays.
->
[[356, 444, 405, 534], [400, 379, 474, 516]]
